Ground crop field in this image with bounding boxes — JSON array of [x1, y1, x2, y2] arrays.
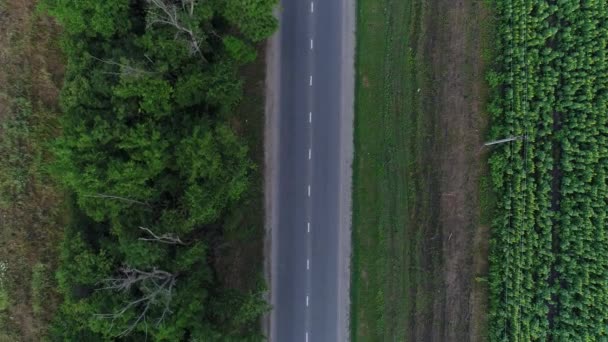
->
[[488, 1, 608, 340]]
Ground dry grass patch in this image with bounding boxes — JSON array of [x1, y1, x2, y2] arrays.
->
[[0, 0, 65, 340]]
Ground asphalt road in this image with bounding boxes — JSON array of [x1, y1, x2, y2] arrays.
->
[[269, 0, 354, 340]]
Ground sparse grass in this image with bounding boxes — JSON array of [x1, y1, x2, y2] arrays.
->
[[471, 9, 497, 340], [0, 292, 8, 313], [31, 263, 51, 316], [478, 174, 496, 227], [0, 262, 8, 312], [477, 2, 499, 229], [350, 0, 436, 340], [0, 0, 65, 339]]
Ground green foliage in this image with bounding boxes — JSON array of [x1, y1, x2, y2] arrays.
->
[[488, 1, 608, 340], [177, 124, 251, 227], [209, 279, 270, 338], [221, 0, 278, 42], [41, 0, 131, 37], [203, 61, 244, 114], [40, 0, 276, 339], [173, 69, 208, 108], [114, 76, 174, 117], [56, 232, 113, 290], [485, 70, 502, 89], [224, 36, 258, 65]]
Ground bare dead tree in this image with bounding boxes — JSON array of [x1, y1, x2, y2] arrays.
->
[[88, 55, 157, 79], [179, 0, 196, 15], [84, 193, 151, 207], [97, 266, 176, 337], [145, 0, 207, 59], [138, 226, 188, 245]]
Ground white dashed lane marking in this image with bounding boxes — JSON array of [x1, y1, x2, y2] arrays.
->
[[306, 6, 314, 341]]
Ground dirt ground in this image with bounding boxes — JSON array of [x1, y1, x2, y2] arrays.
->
[[424, 0, 492, 340]]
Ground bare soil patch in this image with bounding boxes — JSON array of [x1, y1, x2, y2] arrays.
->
[[424, 0, 492, 340]]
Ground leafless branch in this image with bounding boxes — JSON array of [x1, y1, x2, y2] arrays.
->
[[144, 54, 155, 65], [96, 266, 176, 337], [84, 193, 150, 207], [145, 0, 207, 60], [138, 226, 188, 245], [98, 266, 173, 292], [88, 55, 157, 79], [179, 0, 195, 15]]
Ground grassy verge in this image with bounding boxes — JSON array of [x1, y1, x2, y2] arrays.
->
[[351, 0, 495, 340], [350, 0, 435, 340], [0, 0, 65, 339]]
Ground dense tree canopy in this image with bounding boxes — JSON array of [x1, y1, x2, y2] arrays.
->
[[42, 0, 276, 340]]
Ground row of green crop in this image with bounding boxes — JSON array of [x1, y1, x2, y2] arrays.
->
[[552, 1, 608, 339], [488, 1, 608, 341]]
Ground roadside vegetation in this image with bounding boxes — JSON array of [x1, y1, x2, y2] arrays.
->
[[351, 0, 430, 339], [1, 0, 275, 340], [0, 0, 65, 339], [351, 0, 493, 340], [488, 1, 608, 340]]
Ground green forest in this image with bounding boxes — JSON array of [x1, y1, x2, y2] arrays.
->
[[24, 0, 277, 340], [488, 0, 608, 340]]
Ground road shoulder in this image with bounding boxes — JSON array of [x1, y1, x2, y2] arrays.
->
[[338, 0, 356, 340], [263, 9, 281, 339]]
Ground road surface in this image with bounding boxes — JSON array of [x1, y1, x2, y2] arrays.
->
[[267, 0, 355, 340]]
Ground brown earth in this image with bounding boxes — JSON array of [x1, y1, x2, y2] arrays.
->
[[423, 0, 492, 341]]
